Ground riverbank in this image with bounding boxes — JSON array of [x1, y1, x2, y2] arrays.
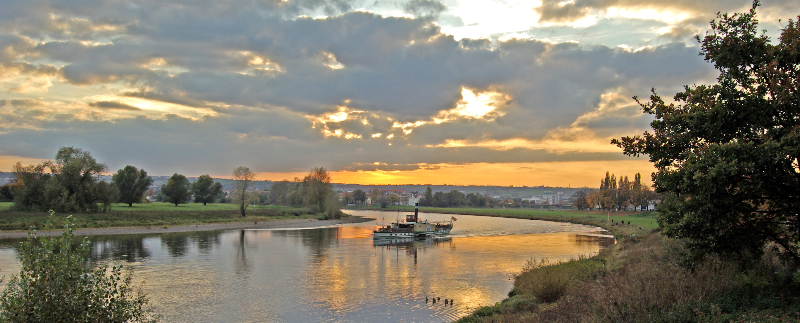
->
[[348, 205, 656, 240], [0, 202, 373, 238], [0, 216, 374, 239], [431, 208, 800, 322]]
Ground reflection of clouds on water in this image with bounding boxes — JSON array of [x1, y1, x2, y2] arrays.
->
[[344, 210, 604, 237], [0, 210, 612, 322]]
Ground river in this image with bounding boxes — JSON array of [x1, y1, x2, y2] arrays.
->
[[0, 210, 613, 322]]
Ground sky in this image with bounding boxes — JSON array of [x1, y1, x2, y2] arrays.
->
[[0, 0, 796, 187]]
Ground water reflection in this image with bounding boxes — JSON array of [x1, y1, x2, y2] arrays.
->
[[0, 211, 614, 322], [89, 235, 152, 262]]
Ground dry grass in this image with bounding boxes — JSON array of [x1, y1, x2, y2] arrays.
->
[[458, 232, 800, 323]]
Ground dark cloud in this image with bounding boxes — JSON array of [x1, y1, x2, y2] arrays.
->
[[404, 0, 447, 20], [534, 0, 753, 24], [0, 98, 46, 108], [88, 101, 142, 111]]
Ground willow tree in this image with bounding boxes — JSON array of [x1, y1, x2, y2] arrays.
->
[[613, 1, 800, 261]]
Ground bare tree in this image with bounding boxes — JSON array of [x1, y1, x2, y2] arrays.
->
[[232, 166, 256, 217]]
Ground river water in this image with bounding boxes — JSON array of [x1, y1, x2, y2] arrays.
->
[[0, 210, 613, 322]]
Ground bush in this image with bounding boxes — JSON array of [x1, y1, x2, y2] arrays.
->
[[0, 213, 158, 322]]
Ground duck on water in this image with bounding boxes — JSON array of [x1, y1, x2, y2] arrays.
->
[[372, 203, 455, 239]]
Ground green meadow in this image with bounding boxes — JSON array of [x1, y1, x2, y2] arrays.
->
[[0, 202, 328, 231]]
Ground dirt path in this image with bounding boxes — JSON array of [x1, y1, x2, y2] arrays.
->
[[0, 216, 376, 239]]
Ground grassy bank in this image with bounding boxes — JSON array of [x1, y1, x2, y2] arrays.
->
[[348, 205, 657, 240], [0, 202, 342, 231], [419, 207, 800, 322]]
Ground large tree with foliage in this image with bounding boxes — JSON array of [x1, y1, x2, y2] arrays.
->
[[232, 166, 255, 217], [613, 2, 800, 260], [11, 147, 117, 213], [161, 173, 191, 207], [301, 167, 333, 213], [268, 180, 292, 205], [0, 214, 157, 322], [113, 165, 153, 207], [190, 174, 223, 206], [572, 190, 590, 210], [352, 189, 367, 205]]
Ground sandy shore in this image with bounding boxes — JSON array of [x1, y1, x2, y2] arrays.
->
[[0, 216, 376, 239]]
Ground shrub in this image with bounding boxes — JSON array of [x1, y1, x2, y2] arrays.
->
[[0, 213, 158, 322]]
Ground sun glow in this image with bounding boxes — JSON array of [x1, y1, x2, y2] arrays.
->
[[330, 160, 655, 187], [429, 137, 620, 154], [391, 87, 510, 135]]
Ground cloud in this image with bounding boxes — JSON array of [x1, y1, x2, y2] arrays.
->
[[534, 0, 752, 25], [1, 0, 787, 186], [404, 0, 447, 20], [88, 101, 142, 111]]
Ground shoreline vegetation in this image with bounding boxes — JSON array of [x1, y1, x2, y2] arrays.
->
[[352, 205, 800, 322], [0, 201, 364, 239]]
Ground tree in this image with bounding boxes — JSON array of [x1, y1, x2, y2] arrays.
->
[[431, 191, 446, 207], [388, 193, 399, 205], [378, 195, 389, 208], [586, 190, 601, 210], [301, 167, 333, 213], [370, 188, 380, 205], [572, 190, 590, 210], [446, 190, 465, 207], [113, 165, 153, 207], [630, 173, 653, 211], [190, 175, 223, 206], [467, 192, 489, 207], [268, 180, 291, 205], [421, 186, 433, 206], [616, 176, 631, 211], [10, 161, 51, 211], [12, 147, 117, 213], [599, 172, 617, 211], [352, 189, 367, 205], [161, 173, 191, 206], [613, 2, 800, 260], [342, 192, 354, 205], [0, 184, 14, 202], [232, 166, 256, 217], [0, 214, 157, 322]]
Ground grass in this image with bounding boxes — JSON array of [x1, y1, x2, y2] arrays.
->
[[0, 202, 337, 231], [349, 205, 658, 240], [451, 210, 800, 323]]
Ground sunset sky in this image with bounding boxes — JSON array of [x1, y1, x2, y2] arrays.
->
[[0, 0, 796, 187]]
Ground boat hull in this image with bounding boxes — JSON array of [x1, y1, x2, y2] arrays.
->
[[372, 231, 416, 238], [372, 226, 453, 239]]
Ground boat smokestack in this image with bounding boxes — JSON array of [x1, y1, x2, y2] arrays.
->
[[415, 203, 419, 218]]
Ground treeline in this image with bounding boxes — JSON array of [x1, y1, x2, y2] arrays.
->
[[3, 147, 339, 218], [418, 186, 492, 208], [572, 172, 655, 211], [263, 167, 340, 218]]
